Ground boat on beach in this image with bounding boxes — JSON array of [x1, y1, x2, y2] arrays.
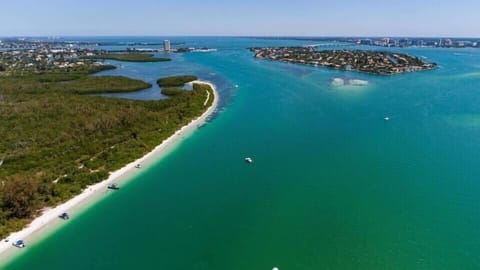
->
[[107, 183, 120, 190], [13, 240, 25, 248], [59, 212, 70, 220]]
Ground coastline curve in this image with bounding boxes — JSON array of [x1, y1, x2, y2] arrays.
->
[[0, 81, 219, 265]]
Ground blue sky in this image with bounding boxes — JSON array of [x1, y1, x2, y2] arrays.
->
[[1, 0, 479, 37]]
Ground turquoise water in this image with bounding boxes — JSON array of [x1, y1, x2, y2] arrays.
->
[[4, 38, 480, 269]]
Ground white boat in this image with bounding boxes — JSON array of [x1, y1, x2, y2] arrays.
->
[[245, 157, 253, 163], [384, 117, 390, 121], [13, 240, 25, 248]]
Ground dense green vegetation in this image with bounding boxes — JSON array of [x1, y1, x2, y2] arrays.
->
[[157, 75, 198, 87], [0, 75, 151, 95], [84, 53, 171, 62], [161, 88, 186, 96], [0, 69, 213, 239]]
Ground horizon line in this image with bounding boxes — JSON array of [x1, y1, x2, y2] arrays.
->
[[1, 35, 480, 39]]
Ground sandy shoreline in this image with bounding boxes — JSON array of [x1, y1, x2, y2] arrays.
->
[[0, 81, 219, 263]]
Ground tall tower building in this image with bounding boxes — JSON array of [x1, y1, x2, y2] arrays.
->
[[163, 40, 171, 52]]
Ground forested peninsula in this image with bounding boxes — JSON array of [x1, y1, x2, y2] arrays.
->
[[0, 63, 213, 238], [83, 53, 171, 62]]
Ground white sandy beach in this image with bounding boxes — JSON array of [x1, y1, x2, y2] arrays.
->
[[0, 81, 218, 263]]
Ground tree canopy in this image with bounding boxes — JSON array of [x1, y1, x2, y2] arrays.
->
[[157, 75, 198, 87], [0, 68, 213, 239]]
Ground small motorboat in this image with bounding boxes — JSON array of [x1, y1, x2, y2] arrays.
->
[[13, 240, 25, 248], [107, 183, 120, 190], [245, 157, 253, 164], [135, 164, 141, 169], [59, 212, 70, 220], [384, 116, 390, 121]]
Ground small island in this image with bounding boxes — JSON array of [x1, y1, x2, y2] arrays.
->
[[157, 75, 198, 87], [250, 47, 437, 75], [332, 77, 369, 87], [83, 53, 171, 62], [157, 75, 199, 96], [174, 47, 217, 53]]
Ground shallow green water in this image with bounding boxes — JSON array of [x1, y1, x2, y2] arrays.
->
[[4, 38, 480, 269]]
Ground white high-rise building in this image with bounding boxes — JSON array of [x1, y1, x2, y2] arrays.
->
[[163, 40, 171, 52]]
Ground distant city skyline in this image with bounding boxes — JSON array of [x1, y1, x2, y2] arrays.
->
[[1, 0, 480, 37]]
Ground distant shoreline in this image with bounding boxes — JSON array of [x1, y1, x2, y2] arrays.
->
[[251, 47, 437, 75], [0, 81, 218, 265]]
